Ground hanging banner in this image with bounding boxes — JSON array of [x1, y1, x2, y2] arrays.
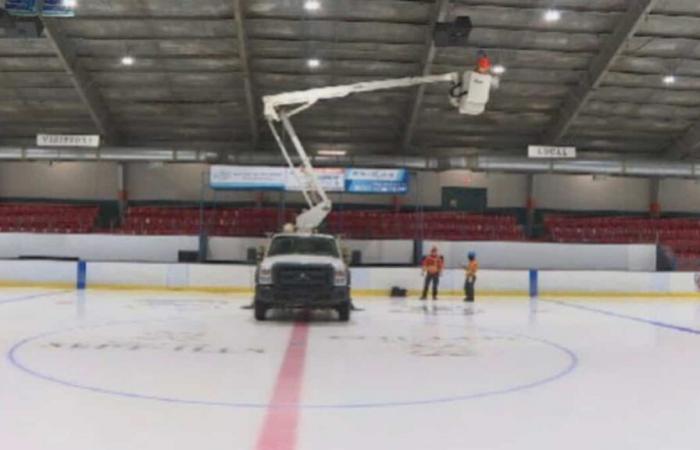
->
[[42, 0, 77, 17], [210, 166, 287, 190], [4, 0, 39, 15], [4, 0, 76, 16], [210, 166, 410, 194], [345, 168, 409, 194], [284, 168, 345, 192]]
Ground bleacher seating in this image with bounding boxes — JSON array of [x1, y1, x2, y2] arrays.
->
[[118, 207, 524, 241], [327, 211, 523, 241], [119, 206, 295, 237], [544, 215, 700, 268], [545, 215, 700, 244], [0, 203, 98, 234]]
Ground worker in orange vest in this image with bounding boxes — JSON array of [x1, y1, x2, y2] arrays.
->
[[420, 246, 444, 301], [465, 252, 479, 302]]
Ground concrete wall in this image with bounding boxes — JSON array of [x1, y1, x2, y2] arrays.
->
[[439, 170, 528, 208], [534, 174, 651, 212], [0, 162, 698, 214], [659, 178, 700, 213], [0, 162, 117, 200]]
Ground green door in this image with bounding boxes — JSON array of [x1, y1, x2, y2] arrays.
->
[[442, 187, 487, 212]]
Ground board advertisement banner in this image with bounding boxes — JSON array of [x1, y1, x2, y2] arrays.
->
[[210, 166, 287, 190], [5, 0, 75, 16], [346, 168, 409, 194], [210, 166, 409, 194], [284, 168, 345, 192], [4, 0, 39, 15]]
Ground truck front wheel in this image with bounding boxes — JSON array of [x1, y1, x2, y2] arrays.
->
[[337, 303, 351, 322]]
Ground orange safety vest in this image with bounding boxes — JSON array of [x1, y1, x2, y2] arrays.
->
[[466, 260, 479, 278], [423, 254, 444, 275]]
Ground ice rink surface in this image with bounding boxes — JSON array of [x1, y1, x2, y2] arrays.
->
[[1, 288, 699, 450]]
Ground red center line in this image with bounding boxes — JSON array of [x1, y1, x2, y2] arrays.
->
[[255, 323, 310, 450]]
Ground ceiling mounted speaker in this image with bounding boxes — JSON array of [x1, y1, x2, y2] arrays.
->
[[434, 16, 473, 47]]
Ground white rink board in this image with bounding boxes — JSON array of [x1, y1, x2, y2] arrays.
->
[[0, 233, 199, 263], [87, 262, 170, 287], [188, 264, 255, 288], [427, 240, 657, 271], [0, 260, 697, 296], [0, 260, 76, 285], [539, 271, 668, 294], [207, 237, 268, 262], [0, 233, 657, 270], [351, 268, 529, 293], [538, 271, 700, 294], [344, 239, 414, 265]]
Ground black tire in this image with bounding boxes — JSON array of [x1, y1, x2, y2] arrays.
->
[[337, 303, 351, 322], [254, 302, 268, 321]]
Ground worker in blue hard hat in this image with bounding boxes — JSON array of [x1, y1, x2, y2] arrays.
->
[[464, 252, 479, 302]]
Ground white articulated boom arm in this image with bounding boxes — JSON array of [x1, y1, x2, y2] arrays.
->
[[262, 72, 463, 232]]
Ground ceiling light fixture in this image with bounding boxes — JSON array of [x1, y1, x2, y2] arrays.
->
[[318, 150, 347, 156], [544, 9, 561, 22], [121, 56, 135, 66], [492, 65, 506, 75], [304, 1, 321, 11], [663, 75, 676, 85], [307, 58, 321, 68]]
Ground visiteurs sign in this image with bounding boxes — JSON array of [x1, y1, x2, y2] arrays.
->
[[209, 166, 409, 195]]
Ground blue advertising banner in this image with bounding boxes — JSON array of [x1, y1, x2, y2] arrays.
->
[[5, 0, 76, 17], [210, 166, 287, 191], [5, 0, 39, 15], [43, 0, 77, 17], [345, 168, 409, 194], [209, 166, 345, 192], [210, 166, 410, 195]]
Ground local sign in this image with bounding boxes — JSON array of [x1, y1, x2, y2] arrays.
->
[[528, 145, 577, 159]]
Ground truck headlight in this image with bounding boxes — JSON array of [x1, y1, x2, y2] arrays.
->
[[258, 268, 272, 285], [334, 269, 348, 286]]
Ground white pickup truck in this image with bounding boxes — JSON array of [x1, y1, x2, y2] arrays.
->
[[254, 233, 352, 321]]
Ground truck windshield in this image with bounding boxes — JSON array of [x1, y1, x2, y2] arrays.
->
[[268, 236, 339, 257]]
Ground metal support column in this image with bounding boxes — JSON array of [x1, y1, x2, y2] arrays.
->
[[649, 177, 661, 218], [117, 163, 128, 221], [525, 174, 536, 237]]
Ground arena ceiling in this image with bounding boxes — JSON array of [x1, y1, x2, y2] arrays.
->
[[2, 0, 700, 162]]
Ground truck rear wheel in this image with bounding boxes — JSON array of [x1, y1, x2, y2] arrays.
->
[[254, 302, 268, 321]]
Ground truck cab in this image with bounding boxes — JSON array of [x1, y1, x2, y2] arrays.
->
[[254, 233, 352, 321]]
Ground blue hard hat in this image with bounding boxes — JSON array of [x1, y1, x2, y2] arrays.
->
[[468, 252, 476, 259]]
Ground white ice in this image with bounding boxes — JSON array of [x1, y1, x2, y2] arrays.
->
[[0, 288, 699, 450]]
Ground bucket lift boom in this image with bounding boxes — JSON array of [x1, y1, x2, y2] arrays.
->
[[263, 70, 490, 232]]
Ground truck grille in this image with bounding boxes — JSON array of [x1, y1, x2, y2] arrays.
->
[[274, 265, 333, 287]]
